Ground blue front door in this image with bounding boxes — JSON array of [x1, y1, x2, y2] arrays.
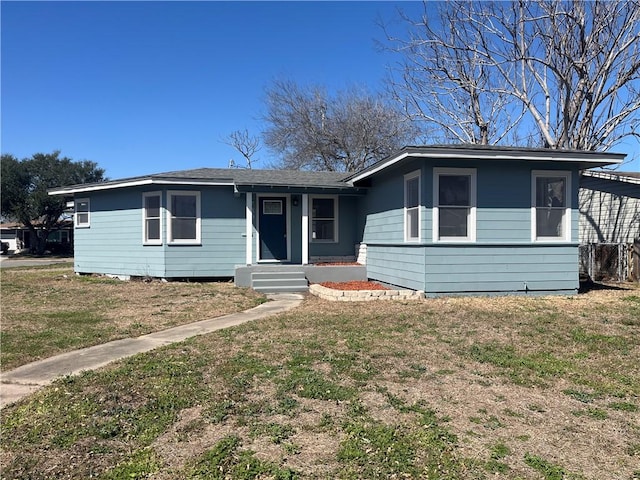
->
[[259, 197, 287, 261]]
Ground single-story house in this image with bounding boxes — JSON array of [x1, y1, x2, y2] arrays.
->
[[579, 170, 640, 244], [0, 220, 73, 253], [48, 145, 624, 296]]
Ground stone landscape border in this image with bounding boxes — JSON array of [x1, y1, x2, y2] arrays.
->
[[309, 283, 425, 301]]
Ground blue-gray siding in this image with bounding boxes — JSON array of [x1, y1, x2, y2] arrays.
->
[[75, 186, 246, 278], [75, 189, 361, 278], [361, 159, 582, 294], [366, 245, 426, 291], [366, 244, 579, 294]]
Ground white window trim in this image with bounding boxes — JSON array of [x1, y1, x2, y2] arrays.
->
[[75, 197, 90, 228], [433, 167, 477, 243], [404, 170, 421, 242], [142, 191, 163, 245], [167, 190, 201, 245], [310, 195, 339, 243], [531, 170, 571, 242]]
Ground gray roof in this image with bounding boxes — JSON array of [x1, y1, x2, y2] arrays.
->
[[347, 145, 626, 183], [154, 168, 352, 188], [48, 145, 628, 195], [48, 167, 354, 195]]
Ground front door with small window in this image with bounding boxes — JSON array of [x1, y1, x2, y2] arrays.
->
[[259, 197, 288, 261]]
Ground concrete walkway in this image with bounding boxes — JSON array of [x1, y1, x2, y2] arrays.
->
[[0, 293, 304, 409]]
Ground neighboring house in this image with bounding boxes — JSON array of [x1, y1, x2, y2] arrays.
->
[[579, 170, 640, 244], [578, 170, 640, 283], [49, 145, 624, 296], [0, 221, 73, 253]]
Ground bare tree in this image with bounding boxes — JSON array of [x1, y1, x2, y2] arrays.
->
[[383, 2, 525, 145], [223, 129, 261, 169], [262, 79, 419, 172], [385, 0, 640, 150]]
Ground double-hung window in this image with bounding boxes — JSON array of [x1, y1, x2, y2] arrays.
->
[[532, 171, 571, 241], [75, 198, 90, 228], [404, 171, 421, 241], [143, 192, 162, 245], [167, 191, 201, 244], [311, 196, 337, 242], [433, 168, 476, 242]]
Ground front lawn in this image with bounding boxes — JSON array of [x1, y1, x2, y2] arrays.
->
[[0, 266, 265, 370], [1, 281, 639, 479]]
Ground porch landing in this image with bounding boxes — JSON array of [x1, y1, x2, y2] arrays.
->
[[235, 264, 367, 293]]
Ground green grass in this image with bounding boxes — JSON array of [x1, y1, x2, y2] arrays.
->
[[524, 452, 585, 480], [608, 401, 638, 412], [337, 394, 464, 479], [563, 388, 600, 403], [185, 435, 300, 479], [467, 342, 572, 386], [485, 442, 510, 473], [101, 447, 161, 479]]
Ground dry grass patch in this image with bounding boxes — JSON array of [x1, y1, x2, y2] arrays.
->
[[0, 266, 265, 369], [1, 282, 639, 479]]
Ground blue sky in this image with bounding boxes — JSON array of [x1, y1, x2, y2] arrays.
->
[[2, 1, 638, 179], [2, 1, 421, 179]]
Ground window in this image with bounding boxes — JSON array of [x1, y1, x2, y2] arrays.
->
[[433, 168, 476, 242], [167, 191, 201, 244], [263, 200, 283, 215], [75, 198, 90, 228], [532, 171, 571, 241], [404, 171, 421, 241], [143, 192, 162, 244], [311, 196, 337, 242]]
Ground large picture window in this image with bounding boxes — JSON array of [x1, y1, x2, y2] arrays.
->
[[404, 171, 421, 242], [433, 168, 476, 242], [311, 196, 337, 242], [532, 171, 571, 241], [168, 191, 201, 244], [75, 198, 90, 228], [143, 192, 162, 244]]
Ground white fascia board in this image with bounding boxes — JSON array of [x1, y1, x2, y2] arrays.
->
[[582, 170, 640, 185], [348, 152, 411, 183], [348, 150, 623, 184], [49, 178, 234, 195]]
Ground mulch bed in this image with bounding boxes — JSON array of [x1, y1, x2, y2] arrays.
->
[[313, 262, 362, 266], [319, 281, 389, 290]]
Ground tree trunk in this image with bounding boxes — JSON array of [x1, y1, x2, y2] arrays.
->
[[29, 226, 49, 255]]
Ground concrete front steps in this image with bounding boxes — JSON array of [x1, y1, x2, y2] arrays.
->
[[235, 264, 367, 293], [251, 270, 308, 293]]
